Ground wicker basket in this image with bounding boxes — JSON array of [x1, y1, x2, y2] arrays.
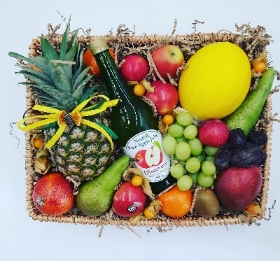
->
[[24, 24, 274, 228]]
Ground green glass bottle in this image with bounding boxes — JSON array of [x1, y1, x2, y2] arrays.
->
[[89, 38, 176, 195]]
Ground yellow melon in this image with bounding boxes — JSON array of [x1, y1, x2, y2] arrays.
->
[[178, 42, 251, 120]]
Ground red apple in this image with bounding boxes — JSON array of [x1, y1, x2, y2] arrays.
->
[[214, 166, 263, 212], [152, 45, 184, 80], [120, 54, 149, 82], [135, 149, 149, 168], [112, 181, 147, 218], [198, 119, 230, 147], [145, 80, 179, 116]]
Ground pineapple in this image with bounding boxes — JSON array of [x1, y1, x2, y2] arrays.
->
[[9, 21, 115, 182]]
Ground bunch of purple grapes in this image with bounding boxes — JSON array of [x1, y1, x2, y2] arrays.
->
[[214, 128, 267, 170]]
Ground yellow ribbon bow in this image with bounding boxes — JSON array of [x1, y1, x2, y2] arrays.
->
[[18, 95, 119, 150]]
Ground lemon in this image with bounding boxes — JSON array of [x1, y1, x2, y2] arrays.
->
[[178, 42, 251, 120]]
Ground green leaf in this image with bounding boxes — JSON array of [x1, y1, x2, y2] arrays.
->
[[72, 66, 82, 86], [61, 97, 77, 108], [41, 122, 58, 130], [72, 67, 91, 90], [51, 66, 72, 93], [33, 94, 64, 109], [69, 29, 79, 49], [79, 85, 98, 103], [93, 122, 118, 139], [61, 64, 73, 80], [8, 52, 32, 63], [59, 19, 71, 60], [9, 52, 56, 78], [62, 43, 79, 79], [16, 71, 53, 86], [40, 36, 60, 60], [153, 140, 161, 150], [34, 89, 76, 111], [23, 83, 75, 104], [30, 56, 55, 77], [17, 67, 53, 84], [66, 43, 78, 61], [73, 45, 83, 77], [71, 75, 92, 100]]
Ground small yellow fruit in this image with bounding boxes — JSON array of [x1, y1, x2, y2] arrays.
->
[[143, 207, 156, 219], [33, 137, 45, 149], [131, 175, 143, 186], [162, 114, 174, 125], [253, 61, 266, 73], [133, 84, 146, 96], [178, 42, 251, 120]]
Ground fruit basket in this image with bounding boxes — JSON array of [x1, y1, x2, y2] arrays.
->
[[14, 21, 278, 228]]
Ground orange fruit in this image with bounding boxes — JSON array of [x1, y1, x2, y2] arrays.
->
[[144, 207, 156, 219], [131, 175, 143, 186], [133, 84, 146, 96], [253, 61, 266, 73], [162, 114, 174, 125], [83, 48, 115, 77], [157, 185, 193, 218], [33, 137, 45, 149], [32, 172, 75, 216], [245, 202, 262, 216]]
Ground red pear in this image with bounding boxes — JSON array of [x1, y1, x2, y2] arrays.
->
[[214, 166, 262, 212]]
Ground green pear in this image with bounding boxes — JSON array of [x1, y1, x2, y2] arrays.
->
[[76, 155, 130, 216]]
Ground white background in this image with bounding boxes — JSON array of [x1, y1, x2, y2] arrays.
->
[[1, 0, 280, 260]]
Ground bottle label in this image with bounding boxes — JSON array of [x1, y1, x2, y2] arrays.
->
[[123, 130, 170, 182]]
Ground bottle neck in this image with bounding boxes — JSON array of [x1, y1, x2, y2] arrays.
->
[[95, 51, 131, 101]]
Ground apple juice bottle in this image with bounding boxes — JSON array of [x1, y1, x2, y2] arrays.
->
[[89, 38, 176, 195]]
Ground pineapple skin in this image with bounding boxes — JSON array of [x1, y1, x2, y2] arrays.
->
[[44, 113, 113, 182]]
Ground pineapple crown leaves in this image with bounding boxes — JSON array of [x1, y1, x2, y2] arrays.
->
[[8, 19, 93, 112], [10, 19, 119, 149]]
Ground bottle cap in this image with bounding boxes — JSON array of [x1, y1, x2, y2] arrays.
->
[[88, 37, 109, 55]]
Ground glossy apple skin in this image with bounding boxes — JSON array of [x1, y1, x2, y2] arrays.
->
[[112, 181, 147, 218], [120, 54, 149, 82], [145, 80, 179, 116], [152, 45, 184, 80], [198, 119, 230, 147], [214, 166, 263, 212]]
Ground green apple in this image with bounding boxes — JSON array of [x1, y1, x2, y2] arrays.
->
[[152, 45, 184, 80]]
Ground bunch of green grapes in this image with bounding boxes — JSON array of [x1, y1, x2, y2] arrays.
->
[[162, 111, 218, 191]]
